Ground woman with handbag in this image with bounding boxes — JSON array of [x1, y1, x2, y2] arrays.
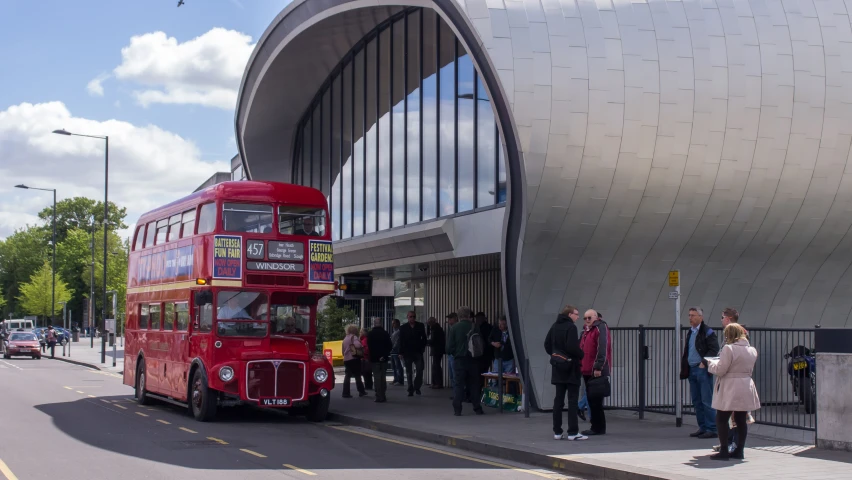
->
[[342, 324, 367, 398], [544, 305, 586, 440], [580, 309, 612, 436]]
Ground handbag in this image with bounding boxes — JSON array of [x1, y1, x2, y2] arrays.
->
[[549, 329, 574, 373], [348, 336, 364, 358], [585, 375, 611, 398]]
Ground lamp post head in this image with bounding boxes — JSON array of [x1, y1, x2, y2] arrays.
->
[[52, 129, 72, 136], [14, 184, 29, 189]]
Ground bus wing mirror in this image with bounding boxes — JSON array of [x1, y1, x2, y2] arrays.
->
[[194, 291, 212, 306]]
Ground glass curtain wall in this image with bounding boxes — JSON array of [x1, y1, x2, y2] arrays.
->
[[294, 7, 507, 241]]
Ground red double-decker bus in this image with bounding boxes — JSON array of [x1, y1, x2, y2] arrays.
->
[[123, 181, 335, 421]]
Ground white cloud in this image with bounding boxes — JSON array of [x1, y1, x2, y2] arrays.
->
[[0, 101, 228, 240], [87, 73, 109, 97], [113, 28, 254, 110]]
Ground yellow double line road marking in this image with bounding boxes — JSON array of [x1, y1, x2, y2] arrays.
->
[[283, 464, 316, 476], [207, 437, 228, 445], [240, 449, 266, 458], [179, 427, 197, 434]]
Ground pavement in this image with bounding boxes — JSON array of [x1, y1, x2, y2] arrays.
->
[[329, 380, 852, 480], [49, 336, 125, 376], [44, 345, 852, 480], [0, 357, 580, 480]]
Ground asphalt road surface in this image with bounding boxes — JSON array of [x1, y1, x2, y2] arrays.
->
[[0, 358, 578, 480]]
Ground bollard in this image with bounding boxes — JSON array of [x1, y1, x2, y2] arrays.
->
[[497, 346, 504, 414]]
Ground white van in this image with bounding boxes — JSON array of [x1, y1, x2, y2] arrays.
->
[[3, 319, 34, 331]]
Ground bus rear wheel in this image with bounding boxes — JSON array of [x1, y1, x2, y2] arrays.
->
[[190, 368, 217, 422], [136, 360, 151, 405], [305, 394, 330, 422]]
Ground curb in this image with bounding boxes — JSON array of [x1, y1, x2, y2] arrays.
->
[[327, 412, 684, 480], [49, 355, 103, 371]]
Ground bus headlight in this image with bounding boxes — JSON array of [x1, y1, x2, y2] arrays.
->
[[219, 366, 235, 382], [314, 368, 328, 383]]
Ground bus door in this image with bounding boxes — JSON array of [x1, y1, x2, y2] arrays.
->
[[188, 290, 214, 396]]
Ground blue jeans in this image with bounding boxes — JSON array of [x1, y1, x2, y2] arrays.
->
[[492, 359, 515, 375], [578, 393, 589, 414], [688, 365, 716, 433], [390, 354, 404, 384]]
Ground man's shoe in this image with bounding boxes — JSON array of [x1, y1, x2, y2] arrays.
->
[[581, 429, 602, 436], [730, 449, 744, 460], [712, 445, 721, 452], [698, 431, 717, 439], [358, 391, 367, 397], [408, 391, 414, 397], [577, 410, 587, 422], [709, 452, 729, 461], [566, 433, 588, 441], [474, 409, 484, 415], [454, 412, 461, 416], [415, 389, 421, 395], [554, 434, 564, 440], [690, 430, 706, 437]]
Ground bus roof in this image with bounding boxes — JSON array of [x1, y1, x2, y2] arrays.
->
[[136, 181, 327, 225]]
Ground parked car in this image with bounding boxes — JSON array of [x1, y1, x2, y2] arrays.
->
[[52, 327, 70, 346], [3, 332, 41, 359]]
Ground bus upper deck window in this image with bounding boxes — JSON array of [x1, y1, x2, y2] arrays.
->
[[222, 203, 273, 234], [197, 203, 216, 234], [278, 207, 326, 236]]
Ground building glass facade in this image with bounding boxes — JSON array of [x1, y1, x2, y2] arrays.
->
[[292, 8, 507, 241]]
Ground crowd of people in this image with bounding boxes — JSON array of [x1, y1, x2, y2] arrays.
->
[[336, 303, 761, 461]]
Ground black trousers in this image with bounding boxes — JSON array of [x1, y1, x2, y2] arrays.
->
[[342, 359, 365, 396], [717, 411, 748, 454], [553, 383, 580, 435], [452, 356, 482, 414], [584, 375, 606, 433], [431, 355, 443, 387], [403, 353, 424, 393], [361, 358, 373, 389], [372, 361, 388, 401]]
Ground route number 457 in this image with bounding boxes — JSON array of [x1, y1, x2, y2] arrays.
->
[[247, 241, 264, 259]]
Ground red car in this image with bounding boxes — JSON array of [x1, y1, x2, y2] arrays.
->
[[3, 332, 41, 359]]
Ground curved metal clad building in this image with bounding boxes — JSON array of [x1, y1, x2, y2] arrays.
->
[[237, 0, 852, 408]]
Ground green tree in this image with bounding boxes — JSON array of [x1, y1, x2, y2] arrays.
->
[[17, 261, 73, 325], [0, 287, 6, 310], [0, 227, 50, 316], [38, 197, 127, 244], [315, 299, 357, 350]]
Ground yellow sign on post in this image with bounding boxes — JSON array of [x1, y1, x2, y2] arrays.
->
[[668, 270, 680, 287]]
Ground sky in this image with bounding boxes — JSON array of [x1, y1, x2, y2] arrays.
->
[[0, 0, 292, 241]]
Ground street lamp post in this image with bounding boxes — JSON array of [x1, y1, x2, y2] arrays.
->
[[54, 129, 109, 365], [15, 184, 56, 329], [58, 301, 67, 356]]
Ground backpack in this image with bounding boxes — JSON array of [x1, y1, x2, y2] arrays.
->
[[467, 324, 485, 358]]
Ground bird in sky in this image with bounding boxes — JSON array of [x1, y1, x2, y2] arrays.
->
[[177, 0, 185, 6]]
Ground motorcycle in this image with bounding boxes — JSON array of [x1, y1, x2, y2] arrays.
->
[[784, 345, 816, 414]]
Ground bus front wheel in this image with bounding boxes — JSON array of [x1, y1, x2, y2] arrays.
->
[[305, 394, 330, 422], [136, 360, 151, 405], [190, 368, 217, 422]]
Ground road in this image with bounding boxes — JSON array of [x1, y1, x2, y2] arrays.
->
[[0, 358, 578, 480]]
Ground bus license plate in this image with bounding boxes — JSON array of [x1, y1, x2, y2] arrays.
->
[[793, 361, 807, 371], [260, 398, 290, 407]]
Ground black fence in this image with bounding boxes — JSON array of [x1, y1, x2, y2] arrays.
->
[[605, 326, 817, 431]]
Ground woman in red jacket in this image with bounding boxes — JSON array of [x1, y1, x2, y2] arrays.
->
[[579, 310, 612, 436]]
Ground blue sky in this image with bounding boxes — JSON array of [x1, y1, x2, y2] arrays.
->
[[0, 0, 292, 239]]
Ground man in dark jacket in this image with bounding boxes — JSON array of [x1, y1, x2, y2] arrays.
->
[[446, 306, 484, 416], [475, 312, 493, 374], [680, 307, 720, 438], [367, 318, 393, 403], [427, 317, 446, 389], [399, 311, 427, 396], [545, 305, 586, 440]]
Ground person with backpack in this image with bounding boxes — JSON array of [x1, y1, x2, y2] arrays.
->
[[446, 306, 484, 416], [545, 305, 586, 440]]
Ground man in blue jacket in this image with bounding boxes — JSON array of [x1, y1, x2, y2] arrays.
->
[[680, 307, 720, 439]]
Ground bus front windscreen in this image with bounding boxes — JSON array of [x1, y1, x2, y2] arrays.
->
[[216, 291, 269, 337]]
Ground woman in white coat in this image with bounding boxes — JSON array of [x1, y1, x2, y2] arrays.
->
[[706, 323, 761, 460]]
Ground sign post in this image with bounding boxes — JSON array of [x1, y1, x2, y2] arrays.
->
[[669, 270, 682, 427]]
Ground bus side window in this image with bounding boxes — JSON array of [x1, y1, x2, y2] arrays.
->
[[197, 203, 216, 234], [198, 304, 213, 333], [144, 221, 156, 248], [176, 303, 189, 331], [140, 305, 150, 330], [150, 304, 161, 330], [133, 225, 144, 251], [180, 209, 196, 238], [164, 303, 175, 331]]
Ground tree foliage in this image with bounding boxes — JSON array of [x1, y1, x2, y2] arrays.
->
[[316, 299, 357, 350], [17, 261, 73, 324], [38, 197, 127, 244], [0, 227, 49, 317], [0, 287, 6, 309]]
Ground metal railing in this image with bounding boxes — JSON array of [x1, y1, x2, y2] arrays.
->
[[605, 326, 817, 431]]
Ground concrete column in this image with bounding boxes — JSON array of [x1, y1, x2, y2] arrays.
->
[[815, 329, 852, 452]]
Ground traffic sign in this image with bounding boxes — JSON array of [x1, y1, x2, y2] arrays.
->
[[668, 270, 680, 287], [668, 291, 679, 299]]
